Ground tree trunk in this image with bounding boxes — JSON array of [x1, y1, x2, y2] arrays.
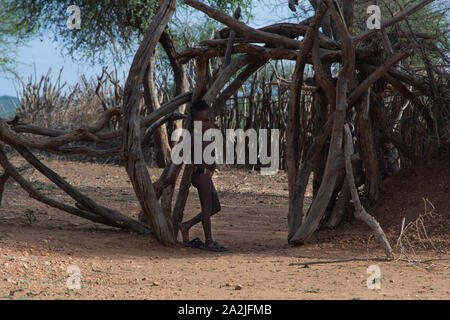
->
[[289, 0, 355, 245], [343, 125, 393, 257], [121, 0, 177, 246], [356, 91, 380, 207], [143, 56, 172, 167]]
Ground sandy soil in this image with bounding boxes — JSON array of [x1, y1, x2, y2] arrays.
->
[[0, 155, 448, 300]]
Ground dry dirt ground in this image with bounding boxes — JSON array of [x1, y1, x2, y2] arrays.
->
[[0, 154, 448, 300]]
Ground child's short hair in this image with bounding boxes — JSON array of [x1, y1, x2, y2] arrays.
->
[[190, 100, 210, 120]]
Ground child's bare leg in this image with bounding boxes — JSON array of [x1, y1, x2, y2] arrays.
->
[[180, 179, 220, 243], [197, 173, 214, 241]]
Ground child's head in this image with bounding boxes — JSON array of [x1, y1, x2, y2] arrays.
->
[[190, 99, 211, 132]]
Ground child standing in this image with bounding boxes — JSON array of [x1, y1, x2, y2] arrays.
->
[[176, 100, 225, 252]]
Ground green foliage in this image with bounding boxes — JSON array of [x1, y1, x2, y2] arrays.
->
[[381, 0, 449, 65], [0, 0, 39, 72], [6, 0, 259, 65], [351, 0, 449, 65]]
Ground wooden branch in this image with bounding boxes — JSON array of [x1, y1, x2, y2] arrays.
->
[[192, 57, 209, 101], [11, 124, 67, 137], [289, 0, 355, 245], [159, 30, 190, 97], [0, 144, 121, 228], [224, 7, 241, 66], [325, 0, 354, 77], [311, 36, 335, 108], [202, 55, 254, 105], [184, 0, 303, 49], [348, 48, 412, 107], [0, 119, 110, 150], [290, 257, 450, 266], [178, 42, 376, 65], [212, 21, 338, 49], [289, 0, 299, 12], [212, 58, 268, 116], [121, 0, 177, 246], [323, 180, 351, 229], [178, 45, 294, 64], [290, 257, 392, 266], [0, 107, 119, 147], [8, 93, 192, 146], [356, 90, 380, 207], [90, 91, 192, 141], [214, 19, 311, 39], [382, 72, 434, 129], [357, 63, 428, 93], [171, 162, 192, 238], [141, 91, 193, 128], [170, 60, 212, 237], [142, 111, 187, 145], [143, 56, 172, 167], [0, 171, 10, 206], [287, 1, 328, 204], [343, 124, 393, 257], [11, 143, 150, 234], [287, 115, 333, 240], [200, 38, 261, 47], [153, 161, 183, 200], [370, 94, 414, 160], [159, 30, 189, 191]]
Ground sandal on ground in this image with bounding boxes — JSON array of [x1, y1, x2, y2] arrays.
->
[[183, 237, 204, 248], [200, 240, 226, 252]]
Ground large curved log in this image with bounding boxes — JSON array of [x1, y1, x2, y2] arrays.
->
[[0, 144, 132, 230], [202, 55, 254, 105], [184, 0, 303, 49], [6, 92, 192, 145], [0, 119, 107, 149], [177, 42, 376, 65], [142, 111, 187, 146], [343, 124, 393, 257], [289, 0, 356, 245], [286, 1, 327, 207], [11, 143, 150, 234], [143, 56, 172, 167], [213, 21, 338, 50], [171, 56, 209, 237], [212, 58, 268, 116], [121, 0, 177, 246]]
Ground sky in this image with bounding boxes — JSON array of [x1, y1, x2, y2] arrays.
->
[[0, 1, 301, 97]]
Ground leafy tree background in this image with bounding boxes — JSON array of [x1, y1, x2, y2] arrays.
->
[[4, 0, 259, 65], [0, 0, 448, 81], [0, 1, 38, 73]]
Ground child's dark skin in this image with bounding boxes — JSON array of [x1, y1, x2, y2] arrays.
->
[[177, 109, 222, 249]]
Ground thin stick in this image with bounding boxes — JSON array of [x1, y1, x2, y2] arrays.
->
[[290, 257, 392, 266], [290, 257, 450, 267]]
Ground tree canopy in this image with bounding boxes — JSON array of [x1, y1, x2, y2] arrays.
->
[[4, 0, 260, 65], [0, 0, 38, 73]]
